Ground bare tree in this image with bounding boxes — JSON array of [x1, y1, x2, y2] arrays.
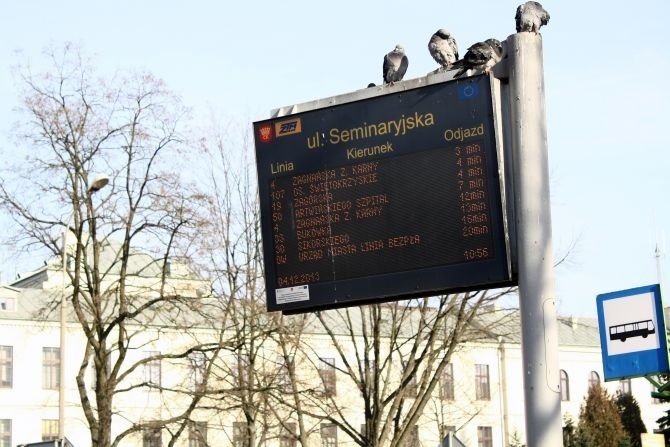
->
[[191, 119, 299, 447], [0, 43, 224, 447], [267, 312, 318, 447], [275, 291, 516, 447], [1, 43, 531, 447]]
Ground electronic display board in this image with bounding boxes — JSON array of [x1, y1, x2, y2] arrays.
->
[[254, 74, 514, 313]]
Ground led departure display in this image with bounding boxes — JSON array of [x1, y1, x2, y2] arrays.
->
[[254, 74, 514, 313]]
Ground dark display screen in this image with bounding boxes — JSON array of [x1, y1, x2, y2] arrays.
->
[[254, 74, 514, 313]]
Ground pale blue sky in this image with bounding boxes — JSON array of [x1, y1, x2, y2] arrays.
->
[[1, 1, 669, 317]]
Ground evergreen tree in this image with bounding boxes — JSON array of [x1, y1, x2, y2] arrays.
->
[[510, 430, 525, 447], [656, 409, 670, 447], [564, 414, 592, 447], [615, 391, 647, 447], [651, 374, 670, 447], [563, 415, 577, 447], [578, 383, 629, 447]]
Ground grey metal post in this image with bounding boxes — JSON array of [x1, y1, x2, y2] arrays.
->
[[59, 227, 69, 439], [507, 32, 563, 446]]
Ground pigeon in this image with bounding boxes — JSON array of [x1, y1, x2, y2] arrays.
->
[[383, 45, 408, 85], [428, 29, 459, 71], [515, 1, 550, 33], [452, 38, 504, 78]]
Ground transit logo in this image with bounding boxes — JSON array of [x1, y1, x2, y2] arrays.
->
[[458, 82, 480, 100], [257, 124, 273, 143], [274, 118, 302, 138]]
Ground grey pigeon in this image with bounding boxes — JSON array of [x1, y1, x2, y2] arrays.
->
[[428, 29, 459, 71], [515, 1, 550, 33], [452, 38, 504, 78], [383, 45, 408, 85]]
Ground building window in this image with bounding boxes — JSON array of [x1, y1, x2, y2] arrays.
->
[[90, 353, 112, 390], [318, 357, 337, 397], [188, 421, 207, 447], [236, 353, 250, 389], [560, 369, 570, 401], [280, 422, 297, 447], [233, 422, 250, 447], [360, 359, 377, 395], [588, 371, 600, 389], [475, 364, 490, 400], [440, 363, 454, 400], [0, 346, 11, 388], [400, 425, 419, 447], [277, 355, 293, 392], [189, 351, 206, 392], [0, 297, 15, 311], [42, 347, 60, 390], [0, 419, 10, 447], [619, 378, 632, 395], [144, 351, 161, 388], [143, 426, 162, 447], [320, 423, 338, 447], [441, 425, 457, 440], [41, 419, 59, 441], [403, 361, 418, 398], [477, 426, 493, 447]]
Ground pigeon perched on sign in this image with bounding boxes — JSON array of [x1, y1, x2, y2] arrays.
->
[[428, 29, 459, 71], [383, 45, 408, 85], [515, 1, 550, 33], [452, 38, 504, 78]]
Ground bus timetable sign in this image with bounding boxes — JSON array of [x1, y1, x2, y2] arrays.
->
[[254, 74, 515, 313]]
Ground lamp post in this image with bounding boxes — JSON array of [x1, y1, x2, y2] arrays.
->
[[59, 175, 109, 439]]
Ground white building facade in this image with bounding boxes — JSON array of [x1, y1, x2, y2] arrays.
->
[[1, 278, 667, 447]]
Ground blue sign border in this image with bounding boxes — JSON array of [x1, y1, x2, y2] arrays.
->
[[596, 284, 668, 381]]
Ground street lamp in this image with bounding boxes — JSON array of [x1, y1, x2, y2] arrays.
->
[[59, 175, 109, 439], [88, 176, 109, 193]]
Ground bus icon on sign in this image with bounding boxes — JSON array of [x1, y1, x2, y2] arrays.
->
[[609, 319, 655, 342]]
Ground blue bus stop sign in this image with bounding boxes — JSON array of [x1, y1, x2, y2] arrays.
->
[[596, 284, 669, 381]]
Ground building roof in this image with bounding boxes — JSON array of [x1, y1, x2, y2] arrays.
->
[[557, 316, 600, 347], [11, 238, 200, 290], [292, 301, 602, 348], [2, 242, 603, 349]]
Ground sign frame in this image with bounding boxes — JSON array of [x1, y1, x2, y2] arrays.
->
[[254, 74, 516, 313]]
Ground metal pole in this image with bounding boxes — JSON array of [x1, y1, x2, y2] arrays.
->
[[507, 32, 563, 446], [655, 242, 664, 293], [59, 227, 68, 439], [58, 176, 107, 439], [497, 338, 510, 446]]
